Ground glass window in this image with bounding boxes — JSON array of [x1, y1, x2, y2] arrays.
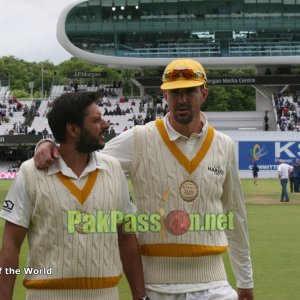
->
[[101, 0, 112, 7]]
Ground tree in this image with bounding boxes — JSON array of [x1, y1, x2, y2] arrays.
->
[[0, 55, 255, 110]]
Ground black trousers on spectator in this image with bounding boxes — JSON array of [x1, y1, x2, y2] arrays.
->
[[289, 177, 295, 193]]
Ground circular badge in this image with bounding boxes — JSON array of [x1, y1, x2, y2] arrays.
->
[[179, 180, 198, 202]]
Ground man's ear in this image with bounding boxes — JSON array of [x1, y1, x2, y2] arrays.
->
[[201, 87, 209, 104], [163, 90, 168, 101], [66, 123, 80, 139]]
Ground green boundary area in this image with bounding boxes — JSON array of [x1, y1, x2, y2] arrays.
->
[[0, 179, 300, 300]]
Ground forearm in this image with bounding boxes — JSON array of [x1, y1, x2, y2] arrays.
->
[[226, 190, 253, 288], [222, 145, 253, 289], [225, 195, 253, 289], [118, 227, 146, 300], [0, 221, 27, 300], [227, 239, 253, 289], [0, 247, 20, 299]]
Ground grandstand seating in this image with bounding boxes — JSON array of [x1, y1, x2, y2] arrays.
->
[[0, 161, 19, 172], [30, 97, 148, 135], [30, 117, 52, 135], [49, 85, 104, 100], [0, 100, 31, 135], [2, 84, 296, 136], [25, 93, 266, 135], [0, 87, 9, 100], [49, 85, 65, 100], [205, 111, 264, 130]]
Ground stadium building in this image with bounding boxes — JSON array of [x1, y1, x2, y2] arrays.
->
[[57, 1, 300, 120], [57, 0, 300, 68], [55, 0, 300, 178]]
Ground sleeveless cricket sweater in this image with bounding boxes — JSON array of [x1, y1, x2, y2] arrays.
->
[[21, 154, 124, 300], [131, 119, 235, 284]]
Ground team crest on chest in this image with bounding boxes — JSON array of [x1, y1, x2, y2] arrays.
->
[[179, 180, 199, 202]]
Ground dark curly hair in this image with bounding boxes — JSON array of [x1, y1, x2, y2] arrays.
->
[[47, 92, 100, 143]]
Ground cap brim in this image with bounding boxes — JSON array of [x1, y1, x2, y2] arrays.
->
[[160, 79, 205, 90]]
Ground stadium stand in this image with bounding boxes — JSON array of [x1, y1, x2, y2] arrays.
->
[[0, 87, 9, 100], [205, 111, 264, 131], [21, 89, 267, 135], [273, 94, 300, 131], [0, 161, 20, 172], [0, 97, 32, 135], [49, 84, 105, 100], [3, 75, 299, 137]]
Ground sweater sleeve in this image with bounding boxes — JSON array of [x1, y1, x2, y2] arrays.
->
[[221, 139, 254, 289], [0, 162, 34, 228], [101, 129, 134, 174]]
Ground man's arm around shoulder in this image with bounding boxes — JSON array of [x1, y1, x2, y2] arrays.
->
[[34, 139, 59, 169]]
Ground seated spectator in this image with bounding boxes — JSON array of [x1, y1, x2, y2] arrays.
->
[[283, 106, 289, 117], [42, 128, 48, 135], [16, 102, 22, 111], [109, 127, 115, 135]]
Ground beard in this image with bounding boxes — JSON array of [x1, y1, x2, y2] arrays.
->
[[173, 105, 194, 124], [173, 113, 193, 124], [75, 127, 105, 153]]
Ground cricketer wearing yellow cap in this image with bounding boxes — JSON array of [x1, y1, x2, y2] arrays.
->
[[34, 58, 254, 300]]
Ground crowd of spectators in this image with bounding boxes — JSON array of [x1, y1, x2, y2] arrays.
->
[[4, 88, 300, 135], [103, 104, 134, 116], [99, 94, 168, 132], [0, 96, 26, 125], [7, 160, 22, 172], [0, 95, 43, 135], [274, 93, 299, 131], [0, 147, 23, 170]]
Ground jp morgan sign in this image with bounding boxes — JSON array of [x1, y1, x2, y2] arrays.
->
[[69, 72, 108, 79]]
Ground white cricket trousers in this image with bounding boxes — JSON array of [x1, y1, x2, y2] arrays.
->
[[147, 285, 238, 300]]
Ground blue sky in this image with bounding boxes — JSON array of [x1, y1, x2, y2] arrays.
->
[[0, 0, 74, 64]]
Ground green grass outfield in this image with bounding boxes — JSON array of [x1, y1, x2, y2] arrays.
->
[[0, 179, 300, 300]]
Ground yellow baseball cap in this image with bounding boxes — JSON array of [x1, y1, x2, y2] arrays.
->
[[160, 59, 207, 90]]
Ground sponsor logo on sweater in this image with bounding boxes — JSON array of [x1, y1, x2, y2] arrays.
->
[[67, 210, 234, 235], [207, 166, 224, 176], [2, 200, 14, 213]]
